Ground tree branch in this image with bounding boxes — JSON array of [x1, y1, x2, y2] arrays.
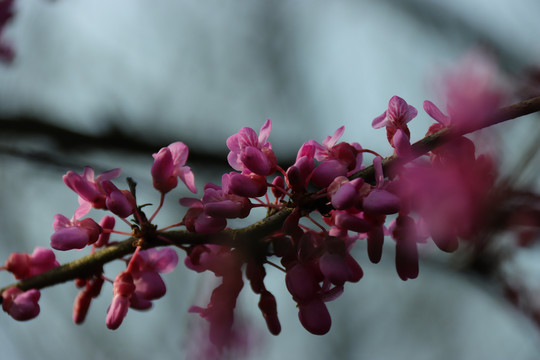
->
[[1, 96, 539, 297]]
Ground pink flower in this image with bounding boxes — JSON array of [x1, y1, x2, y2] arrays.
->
[[2, 288, 41, 321], [101, 181, 136, 218], [106, 271, 135, 330], [362, 157, 401, 215], [94, 216, 115, 248], [423, 51, 505, 133], [128, 248, 178, 305], [227, 172, 267, 198], [73, 276, 104, 324], [390, 215, 421, 281], [298, 127, 362, 188], [4, 247, 59, 280], [226, 119, 277, 176], [0, 0, 15, 63], [63, 167, 121, 217], [372, 96, 417, 153], [186, 245, 244, 348], [151, 142, 197, 194], [50, 214, 102, 251]]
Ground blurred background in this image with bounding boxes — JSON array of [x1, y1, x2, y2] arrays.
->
[[1, 0, 540, 359]]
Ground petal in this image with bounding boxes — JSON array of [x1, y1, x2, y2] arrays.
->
[[322, 126, 345, 148], [258, 119, 272, 145], [106, 296, 130, 330], [178, 166, 197, 193], [371, 111, 389, 129], [168, 141, 189, 168], [50, 227, 89, 251], [298, 298, 331, 335], [423, 100, 450, 126]]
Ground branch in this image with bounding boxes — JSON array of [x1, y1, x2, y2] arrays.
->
[[0, 207, 293, 294], [1, 96, 539, 296]]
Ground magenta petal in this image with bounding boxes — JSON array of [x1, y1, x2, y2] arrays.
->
[[204, 200, 248, 219], [258, 119, 272, 144], [298, 299, 331, 335], [106, 296, 130, 330], [372, 111, 389, 129], [241, 146, 271, 176], [258, 291, 281, 335], [363, 189, 401, 215], [367, 227, 384, 263], [285, 264, 320, 301], [151, 148, 177, 193], [178, 166, 197, 193], [331, 182, 357, 210], [319, 253, 349, 285], [334, 212, 371, 233], [423, 100, 450, 126], [50, 227, 89, 251], [323, 126, 345, 148], [168, 141, 189, 168], [106, 190, 134, 218], [145, 248, 178, 273], [393, 129, 412, 158], [133, 271, 166, 300], [194, 214, 227, 234], [3, 288, 41, 321], [311, 160, 348, 188], [229, 173, 267, 198]]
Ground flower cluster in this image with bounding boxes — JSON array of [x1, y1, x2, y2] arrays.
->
[[4, 52, 537, 358]]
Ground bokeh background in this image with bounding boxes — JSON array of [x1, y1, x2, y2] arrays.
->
[[1, 0, 540, 359]]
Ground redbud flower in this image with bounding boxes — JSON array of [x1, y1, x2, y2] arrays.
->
[[2, 288, 41, 321], [226, 119, 277, 176], [424, 51, 505, 133], [298, 298, 331, 335], [372, 96, 417, 151], [0, 0, 15, 63], [94, 216, 115, 248], [63, 167, 121, 217], [101, 181, 136, 218], [4, 247, 59, 280], [50, 214, 102, 251], [151, 142, 197, 194], [129, 248, 178, 304], [106, 271, 135, 330]]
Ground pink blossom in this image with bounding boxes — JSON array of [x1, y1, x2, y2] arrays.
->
[[390, 215, 422, 280], [94, 216, 115, 248], [423, 51, 505, 133], [298, 298, 331, 335], [0, 0, 14, 63], [151, 142, 197, 194], [201, 175, 252, 219], [2, 287, 40, 321], [226, 119, 277, 176], [50, 214, 102, 251], [101, 181, 136, 218], [181, 198, 227, 234], [186, 245, 244, 348], [362, 156, 401, 215], [286, 155, 315, 192], [372, 96, 417, 152], [106, 271, 135, 330], [63, 167, 121, 217], [328, 176, 368, 210], [128, 248, 178, 303], [4, 247, 59, 280], [227, 172, 267, 198], [73, 276, 104, 324]]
